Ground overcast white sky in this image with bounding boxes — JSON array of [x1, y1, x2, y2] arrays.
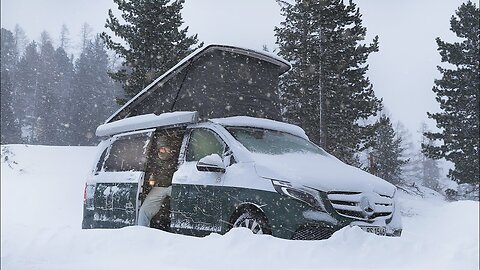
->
[[0, 0, 469, 143]]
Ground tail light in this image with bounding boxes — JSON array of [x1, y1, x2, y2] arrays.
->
[[83, 183, 87, 204], [84, 183, 95, 210]]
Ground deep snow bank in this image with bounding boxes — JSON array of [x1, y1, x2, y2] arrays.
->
[[1, 145, 479, 270]]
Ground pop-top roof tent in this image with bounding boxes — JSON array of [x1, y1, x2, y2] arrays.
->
[[105, 44, 291, 124]]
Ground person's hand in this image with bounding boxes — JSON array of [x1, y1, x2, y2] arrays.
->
[[148, 174, 156, 186]]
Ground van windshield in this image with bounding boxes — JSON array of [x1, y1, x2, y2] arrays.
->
[[226, 127, 327, 156]]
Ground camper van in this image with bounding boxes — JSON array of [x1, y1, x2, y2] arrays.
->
[[82, 44, 401, 239], [82, 111, 402, 240]]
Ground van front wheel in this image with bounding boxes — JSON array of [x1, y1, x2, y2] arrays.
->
[[232, 211, 271, 235]]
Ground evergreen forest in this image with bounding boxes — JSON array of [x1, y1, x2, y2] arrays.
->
[[1, 0, 478, 197]]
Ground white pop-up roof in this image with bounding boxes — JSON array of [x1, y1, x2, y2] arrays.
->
[[96, 111, 198, 137]]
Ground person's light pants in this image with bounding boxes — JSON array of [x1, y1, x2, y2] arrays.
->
[[138, 186, 172, 227]]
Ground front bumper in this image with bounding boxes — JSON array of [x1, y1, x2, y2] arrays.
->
[[267, 191, 402, 240]]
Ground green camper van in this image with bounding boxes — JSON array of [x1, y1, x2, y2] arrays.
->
[[82, 45, 401, 239], [82, 111, 402, 240]]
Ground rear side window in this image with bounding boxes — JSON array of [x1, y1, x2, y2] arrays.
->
[[186, 129, 225, 161], [103, 133, 152, 172]]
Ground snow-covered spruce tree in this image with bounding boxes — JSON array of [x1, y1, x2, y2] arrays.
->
[[53, 45, 75, 145], [33, 32, 74, 145], [370, 116, 408, 185], [33, 32, 59, 145], [15, 41, 41, 143], [59, 24, 70, 50], [275, 0, 381, 166], [69, 35, 119, 146], [1, 28, 22, 144], [418, 123, 441, 190], [1, 28, 18, 70], [421, 150, 441, 191], [423, 1, 479, 187], [0, 71, 21, 144], [101, 0, 201, 105], [79, 23, 93, 52], [13, 25, 28, 59], [392, 121, 418, 183], [405, 123, 442, 190]]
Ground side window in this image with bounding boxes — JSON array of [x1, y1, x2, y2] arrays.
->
[[103, 133, 152, 172], [186, 129, 225, 162]]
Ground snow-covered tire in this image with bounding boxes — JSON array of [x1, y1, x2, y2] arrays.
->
[[232, 210, 271, 235]]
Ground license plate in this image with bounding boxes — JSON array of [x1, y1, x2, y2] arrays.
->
[[360, 226, 386, 236]]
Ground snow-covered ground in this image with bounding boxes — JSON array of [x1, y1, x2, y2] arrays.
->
[[1, 144, 478, 270]]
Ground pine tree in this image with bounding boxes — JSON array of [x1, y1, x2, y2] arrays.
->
[[1, 28, 22, 144], [422, 153, 441, 191], [1, 28, 18, 70], [275, 0, 381, 166], [79, 23, 93, 52], [53, 46, 75, 145], [59, 24, 71, 50], [13, 25, 28, 59], [33, 32, 73, 145], [423, 1, 479, 187], [11, 30, 75, 146], [416, 123, 440, 190], [101, 0, 201, 105], [392, 121, 418, 183], [403, 123, 442, 190], [370, 116, 408, 185], [70, 35, 119, 145], [0, 71, 21, 144], [34, 32, 55, 144], [15, 41, 41, 142]]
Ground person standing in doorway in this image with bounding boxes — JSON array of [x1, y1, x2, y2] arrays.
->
[[138, 134, 179, 227]]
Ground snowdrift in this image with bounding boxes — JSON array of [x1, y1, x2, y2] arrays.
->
[[1, 145, 479, 270]]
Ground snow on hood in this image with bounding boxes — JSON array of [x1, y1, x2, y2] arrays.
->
[[251, 152, 396, 196]]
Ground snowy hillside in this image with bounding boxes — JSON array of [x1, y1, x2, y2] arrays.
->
[[1, 145, 479, 270]]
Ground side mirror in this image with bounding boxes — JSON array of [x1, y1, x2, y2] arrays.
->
[[196, 154, 226, 173]]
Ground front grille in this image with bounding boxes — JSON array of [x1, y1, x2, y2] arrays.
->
[[327, 191, 394, 221], [291, 226, 336, 240]]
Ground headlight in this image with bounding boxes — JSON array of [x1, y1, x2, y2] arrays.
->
[[272, 180, 326, 212]]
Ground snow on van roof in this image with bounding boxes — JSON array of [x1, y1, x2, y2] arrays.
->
[[209, 116, 309, 140], [96, 111, 198, 137]]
